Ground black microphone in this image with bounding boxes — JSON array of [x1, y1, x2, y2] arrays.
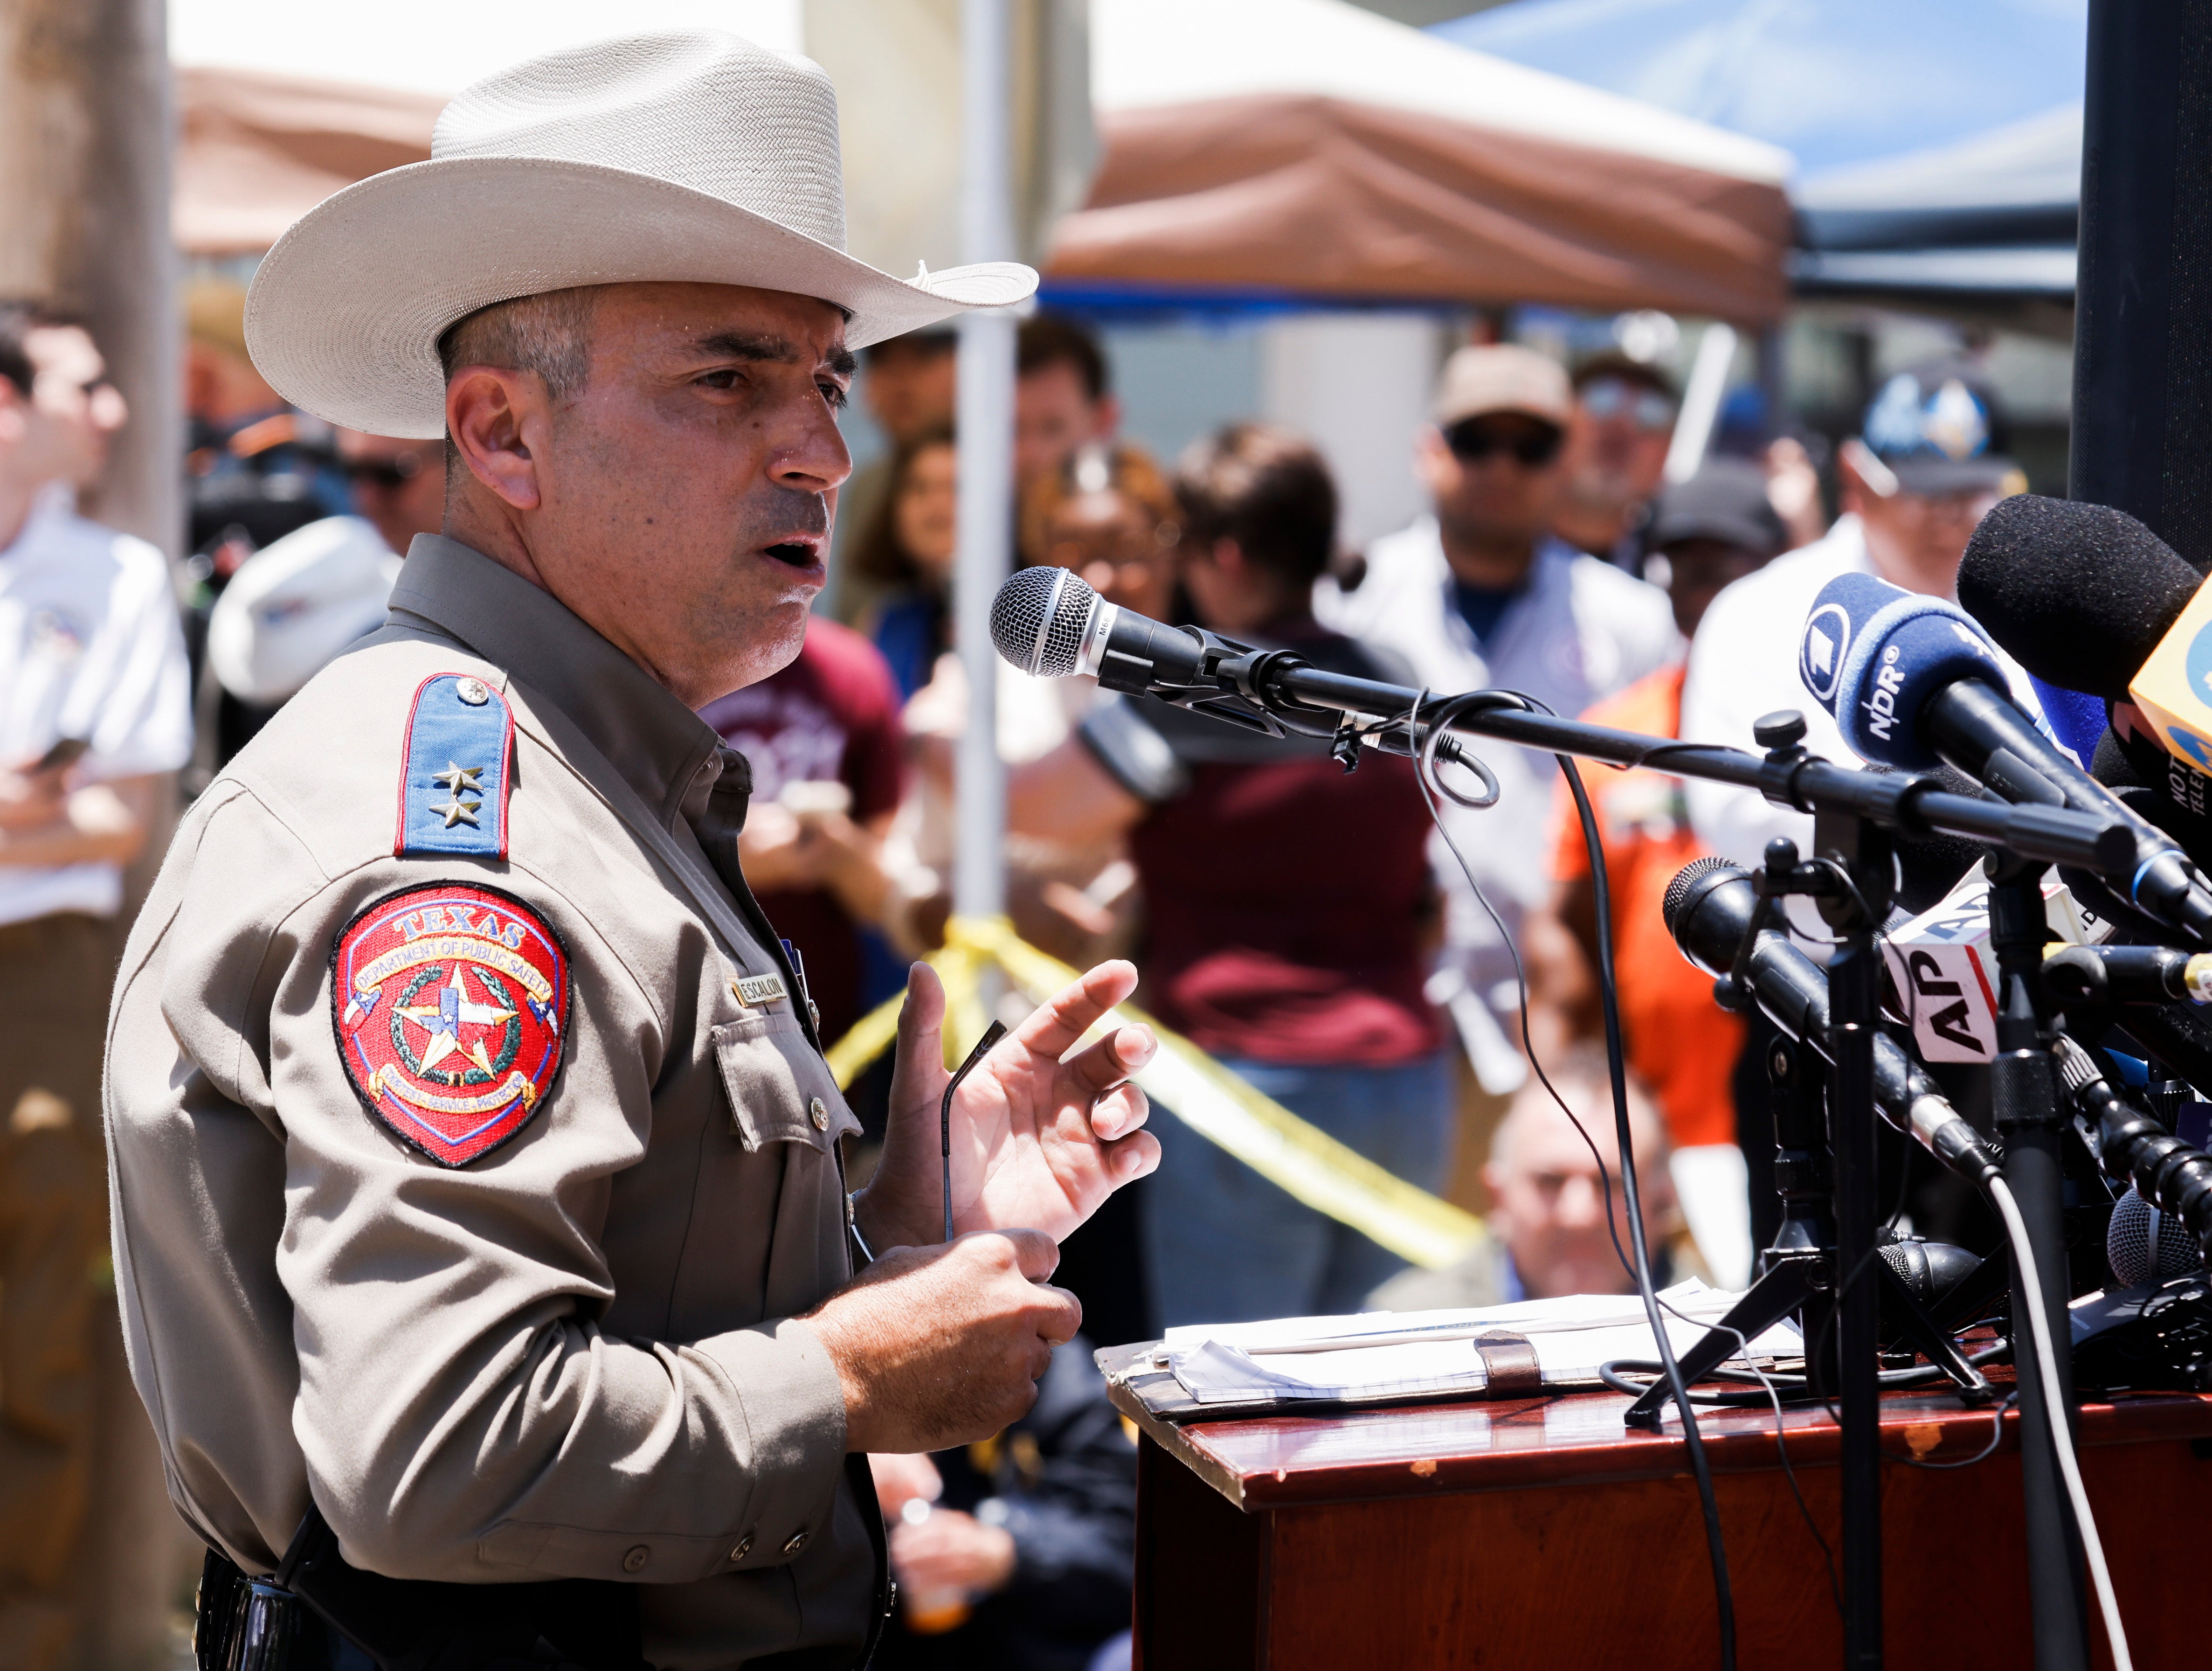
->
[[2052, 1035, 2212, 1266], [1662, 856, 2002, 1184], [992, 568, 2138, 875], [1958, 493, 2212, 877], [1797, 569, 2212, 943], [990, 564, 1209, 693], [2106, 1185, 2206, 1286], [1958, 494, 2205, 702]]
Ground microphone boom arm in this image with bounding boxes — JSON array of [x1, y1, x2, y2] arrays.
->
[[1212, 653, 2136, 876]]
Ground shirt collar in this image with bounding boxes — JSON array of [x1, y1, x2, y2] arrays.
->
[[386, 534, 727, 831]]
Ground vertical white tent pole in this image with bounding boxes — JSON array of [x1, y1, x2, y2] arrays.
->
[[953, 0, 1016, 930]]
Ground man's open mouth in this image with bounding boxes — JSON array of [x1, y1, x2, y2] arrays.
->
[[764, 541, 818, 567]]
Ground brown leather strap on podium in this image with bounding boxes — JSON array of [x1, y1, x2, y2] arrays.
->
[[1474, 1331, 1542, 1396]]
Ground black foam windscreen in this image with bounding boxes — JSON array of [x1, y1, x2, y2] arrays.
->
[[1957, 495, 2204, 700]]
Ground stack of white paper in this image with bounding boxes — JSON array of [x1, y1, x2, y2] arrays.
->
[[1165, 1279, 1802, 1406]]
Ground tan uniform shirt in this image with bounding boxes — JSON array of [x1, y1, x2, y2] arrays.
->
[[104, 535, 882, 1669]]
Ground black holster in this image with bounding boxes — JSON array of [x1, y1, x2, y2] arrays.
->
[[196, 1508, 644, 1671]]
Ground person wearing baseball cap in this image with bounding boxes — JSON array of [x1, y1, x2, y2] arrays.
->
[[1319, 343, 1676, 1164], [1680, 359, 2038, 897], [106, 32, 1160, 1671]]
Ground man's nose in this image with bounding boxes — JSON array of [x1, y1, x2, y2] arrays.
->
[[1557, 1175, 1605, 1227], [769, 404, 852, 496]]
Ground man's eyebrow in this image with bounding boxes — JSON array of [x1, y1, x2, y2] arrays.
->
[[691, 330, 802, 364], [688, 332, 857, 381]]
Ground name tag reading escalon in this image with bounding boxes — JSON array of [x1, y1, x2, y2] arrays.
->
[[1879, 874, 2110, 1064]]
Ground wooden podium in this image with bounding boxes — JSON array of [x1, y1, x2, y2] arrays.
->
[[1102, 1350, 2212, 1669]]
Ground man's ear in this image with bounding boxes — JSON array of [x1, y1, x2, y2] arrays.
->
[[445, 366, 545, 512], [1413, 425, 1457, 497], [0, 385, 27, 448], [1480, 1162, 1505, 1213]]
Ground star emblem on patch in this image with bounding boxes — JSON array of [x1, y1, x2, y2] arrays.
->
[[332, 881, 569, 1166]]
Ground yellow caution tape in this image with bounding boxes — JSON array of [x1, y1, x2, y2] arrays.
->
[[825, 915, 1483, 1270]]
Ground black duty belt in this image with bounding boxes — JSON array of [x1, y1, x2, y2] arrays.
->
[[195, 1506, 643, 1671]]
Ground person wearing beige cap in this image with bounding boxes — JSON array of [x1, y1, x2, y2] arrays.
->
[[105, 31, 1158, 1671], [1318, 343, 1675, 1178]]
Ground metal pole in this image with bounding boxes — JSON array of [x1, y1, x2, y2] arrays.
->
[[1808, 807, 1894, 1671], [1829, 929, 1884, 1671], [952, 0, 1015, 930], [1988, 862, 2090, 1671]]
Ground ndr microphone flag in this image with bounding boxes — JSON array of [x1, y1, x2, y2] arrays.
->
[[1798, 570, 2009, 771]]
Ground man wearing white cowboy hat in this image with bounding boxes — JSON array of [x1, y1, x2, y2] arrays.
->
[[105, 31, 1160, 1671]]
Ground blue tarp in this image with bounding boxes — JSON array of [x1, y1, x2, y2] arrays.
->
[[1431, 0, 2088, 182]]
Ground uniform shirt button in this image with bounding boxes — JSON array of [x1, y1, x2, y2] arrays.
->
[[731, 1535, 753, 1562], [781, 1531, 809, 1556], [622, 1546, 650, 1574], [809, 1097, 829, 1131]]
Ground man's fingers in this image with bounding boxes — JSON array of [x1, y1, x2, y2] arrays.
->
[[896, 962, 947, 1056], [1065, 1024, 1156, 1099], [1030, 1281, 1083, 1348], [1104, 1130, 1161, 1183], [1012, 960, 1139, 1062], [1087, 1081, 1149, 1142], [982, 1226, 1063, 1284]]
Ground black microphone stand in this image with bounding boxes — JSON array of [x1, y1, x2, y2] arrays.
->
[[1117, 640, 2140, 1670], [1984, 858, 2091, 1671]]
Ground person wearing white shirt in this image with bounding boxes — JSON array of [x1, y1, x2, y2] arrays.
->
[[1318, 345, 1677, 1126], [1681, 361, 2037, 876], [0, 305, 189, 1670]]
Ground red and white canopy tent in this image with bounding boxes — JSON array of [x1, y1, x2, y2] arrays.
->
[[1048, 0, 1796, 322]]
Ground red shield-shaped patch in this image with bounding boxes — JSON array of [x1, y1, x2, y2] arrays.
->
[[331, 882, 569, 1166]]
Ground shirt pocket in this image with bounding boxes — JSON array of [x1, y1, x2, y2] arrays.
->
[[711, 1013, 862, 1153]]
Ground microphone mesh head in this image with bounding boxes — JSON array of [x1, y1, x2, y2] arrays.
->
[[2108, 1186, 2205, 1287], [1662, 855, 1740, 938], [990, 566, 1098, 677]]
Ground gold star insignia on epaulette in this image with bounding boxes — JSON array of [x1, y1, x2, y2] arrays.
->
[[432, 761, 484, 794], [429, 795, 481, 828]]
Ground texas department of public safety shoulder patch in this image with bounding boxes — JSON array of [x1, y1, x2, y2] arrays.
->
[[331, 881, 570, 1166]]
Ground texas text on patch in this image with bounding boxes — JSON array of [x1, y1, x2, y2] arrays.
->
[[332, 882, 570, 1166], [395, 672, 513, 858]]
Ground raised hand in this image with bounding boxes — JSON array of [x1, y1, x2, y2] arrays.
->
[[857, 961, 1160, 1251]]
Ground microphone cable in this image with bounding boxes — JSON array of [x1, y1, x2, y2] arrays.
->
[[1986, 1173, 2133, 1671], [1405, 688, 1739, 1671]]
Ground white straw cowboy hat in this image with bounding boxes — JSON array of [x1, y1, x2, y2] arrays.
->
[[245, 30, 1038, 438]]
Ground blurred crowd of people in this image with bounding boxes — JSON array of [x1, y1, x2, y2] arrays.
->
[[0, 275, 2029, 1669]]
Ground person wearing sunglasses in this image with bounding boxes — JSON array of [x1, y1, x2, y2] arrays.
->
[[1555, 353, 1679, 567], [1318, 343, 1677, 1181]]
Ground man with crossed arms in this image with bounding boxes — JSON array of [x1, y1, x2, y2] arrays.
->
[[105, 32, 1158, 1671]]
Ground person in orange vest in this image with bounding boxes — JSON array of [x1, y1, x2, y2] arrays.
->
[[1521, 459, 1787, 1273]]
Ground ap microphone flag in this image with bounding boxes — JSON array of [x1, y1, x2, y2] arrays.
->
[[1797, 571, 2011, 770]]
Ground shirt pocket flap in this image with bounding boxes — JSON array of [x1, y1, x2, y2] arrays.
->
[[712, 1016, 862, 1153]]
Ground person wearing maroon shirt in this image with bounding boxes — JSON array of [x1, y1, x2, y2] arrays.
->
[[699, 615, 904, 1044], [1009, 423, 1450, 1325]]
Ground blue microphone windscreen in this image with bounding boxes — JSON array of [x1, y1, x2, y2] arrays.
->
[[2026, 674, 2107, 768], [1799, 571, 2007, 770]]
